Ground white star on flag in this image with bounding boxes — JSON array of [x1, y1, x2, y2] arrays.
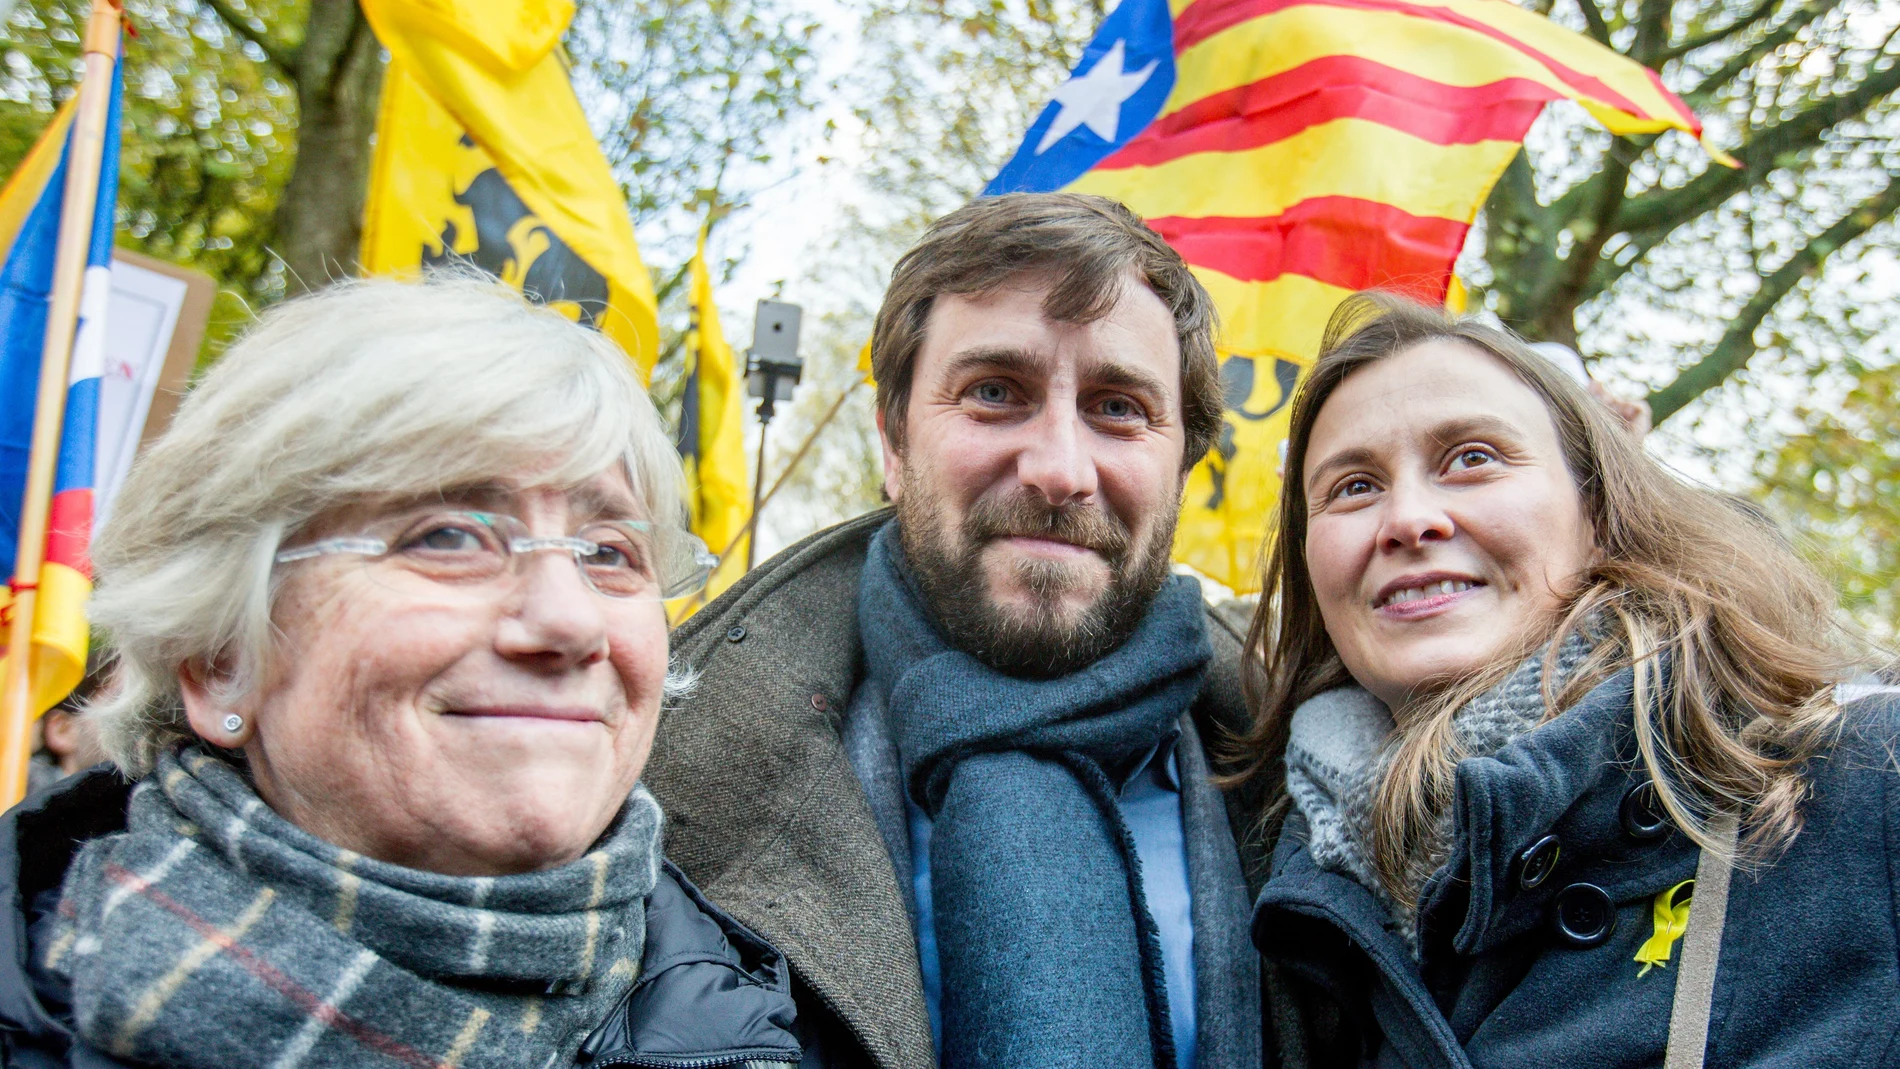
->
[[1034, 39, 1159, 155]]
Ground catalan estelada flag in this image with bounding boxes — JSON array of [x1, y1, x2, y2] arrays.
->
[[359, 0, 660, 375], [987, 0, 1713, 591], [676, 225, 749, 610], [0, 73, 123, 715]]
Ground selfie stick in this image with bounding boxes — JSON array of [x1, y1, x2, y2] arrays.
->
[[745, 300, 803, 570]]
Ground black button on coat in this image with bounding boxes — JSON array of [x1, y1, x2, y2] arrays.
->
[[1252, 670, 1900, 1069]]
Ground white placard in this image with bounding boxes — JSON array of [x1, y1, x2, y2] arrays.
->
[[93, 256, 189, 527]]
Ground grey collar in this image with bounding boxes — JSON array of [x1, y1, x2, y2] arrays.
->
[[1283, 686, 1399, 929], [1284, 631, 1597, 953]]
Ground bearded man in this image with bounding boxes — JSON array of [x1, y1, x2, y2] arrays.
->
[[645, 193, 1273, 1069]]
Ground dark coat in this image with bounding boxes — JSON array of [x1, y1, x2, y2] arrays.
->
[[1253, 670, 1900, 1069], [0, 768, 803, 1068], [645, 508, 1280, 1069]]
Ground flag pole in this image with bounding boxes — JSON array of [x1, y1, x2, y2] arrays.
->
[[719, 377, 864, 566], [0, 0, 121, 808], [746, 414, 768, 570], [668, 377, 862, 625]]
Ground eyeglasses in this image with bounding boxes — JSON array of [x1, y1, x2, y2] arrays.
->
[[273, 510, 717, 602]]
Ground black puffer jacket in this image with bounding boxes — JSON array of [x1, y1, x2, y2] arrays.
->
[[0, 768, 802, 1068]]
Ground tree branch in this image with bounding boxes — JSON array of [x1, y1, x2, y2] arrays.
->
[[1660, 0, 1783, 62], [1530, 151, 1634, 343], [653, 256, 694, 306], [1576, 0, 1613, 47], [295, 0, 374, 108], [1630, 0, 1675, 65], [199, 0, 298, 76], [1479, 150, 1564, 326], [1648, 178, 1900, 423], [1682, 0, 1829, 107], [1620, 58, 1900, 238], [656, 327, 688, 373]]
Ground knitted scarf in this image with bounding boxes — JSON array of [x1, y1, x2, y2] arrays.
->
[[860, 523, 1212, 1069], [48, 745, 662, 1069], [1285, 631, 1594, 952]]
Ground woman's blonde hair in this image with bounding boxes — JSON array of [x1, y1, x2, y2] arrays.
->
[[88, 276, 686, 776], [1238, 292, 1865, 908]]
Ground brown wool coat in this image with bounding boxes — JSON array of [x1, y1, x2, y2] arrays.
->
[[646, 508, 1274, 1069]]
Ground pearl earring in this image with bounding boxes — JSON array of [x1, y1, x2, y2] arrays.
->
[[222, 714, 244, 733]]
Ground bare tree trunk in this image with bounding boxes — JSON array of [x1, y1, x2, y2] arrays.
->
[[273, 0, 384, 292]]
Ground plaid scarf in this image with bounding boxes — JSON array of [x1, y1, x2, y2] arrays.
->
[[47, 745, 662, 1069]]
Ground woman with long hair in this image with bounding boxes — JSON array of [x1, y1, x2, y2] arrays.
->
[[1241, 292, 1897, 1068]]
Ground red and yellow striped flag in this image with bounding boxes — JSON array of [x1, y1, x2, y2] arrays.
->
[[987, 0, 1716, 591]]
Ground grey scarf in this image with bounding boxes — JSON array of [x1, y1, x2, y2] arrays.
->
[[48, 745, 662, 1069], [859, 523, 1212, 1069], [844, 693, 1263, 1069], [1285, 633, 1593, 951]]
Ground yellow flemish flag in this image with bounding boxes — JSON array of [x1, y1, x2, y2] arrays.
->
[[358, 0, 659, 375], [676, 227, 749, 612]]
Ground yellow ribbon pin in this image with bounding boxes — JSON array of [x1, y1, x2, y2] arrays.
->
[[1634, 879, 1695, 977]]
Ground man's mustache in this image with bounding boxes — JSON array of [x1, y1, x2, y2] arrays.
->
[[963, 493, 1129, 559]]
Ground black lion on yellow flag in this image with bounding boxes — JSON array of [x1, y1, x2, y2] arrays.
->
[[421, 138, 611, 329], [1203, 355, 1300, 510]]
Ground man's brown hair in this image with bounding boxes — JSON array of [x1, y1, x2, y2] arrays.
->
[[870, 192, 1222, 471]]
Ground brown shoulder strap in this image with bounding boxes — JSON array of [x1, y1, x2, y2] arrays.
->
[[1664, 813, 1740, 1069]]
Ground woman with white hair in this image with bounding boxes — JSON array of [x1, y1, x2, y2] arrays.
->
[[1241, 293, 1899, 1068], [0, 279, 803, 1069]]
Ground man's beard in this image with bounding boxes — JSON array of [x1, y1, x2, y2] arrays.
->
[[895, 478, 1179, 678]]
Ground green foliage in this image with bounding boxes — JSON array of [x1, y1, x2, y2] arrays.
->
[[569, 0, 823, 417], [1, 0, 825, 366], [1757, 363, 1900, 639], [573, 0, 819, 235], [1470, 0, 1900, 428], [1, 0, 302, 352], [851, 0, 1099, 243]]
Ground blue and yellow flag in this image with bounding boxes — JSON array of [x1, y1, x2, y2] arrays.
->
[[359, 0, 659, 375], [989, 0, 1710, 590], [0, 69, 123, 715]]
